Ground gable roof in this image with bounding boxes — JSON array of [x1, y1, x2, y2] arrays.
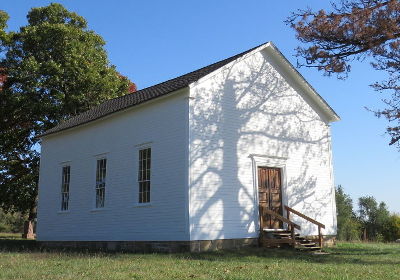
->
[[41, 42, 339, 137]]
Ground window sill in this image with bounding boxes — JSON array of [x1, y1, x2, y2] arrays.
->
[[57, 210, 70, 214], [132, 203, 152, 208], [90, 208, 107, 212]]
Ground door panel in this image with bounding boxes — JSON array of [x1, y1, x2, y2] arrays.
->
[[258, 167, 283, 229]]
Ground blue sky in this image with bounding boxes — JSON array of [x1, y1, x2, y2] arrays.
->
[[2, 1, 399, 213]]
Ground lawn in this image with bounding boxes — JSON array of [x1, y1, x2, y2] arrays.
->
[[0, 233, 22, 239], [0, 239, 399, 280]]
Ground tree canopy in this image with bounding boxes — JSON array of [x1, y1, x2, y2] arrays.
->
[[335, 185, 398, 241], [287, 0, 400, 148], [358, 196, 390, 240], [335, 185, 361, 241], [0, 3, 131, 217]]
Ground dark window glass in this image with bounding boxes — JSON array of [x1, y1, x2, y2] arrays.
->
[[61, 166, 70, 211], [95, 158, 107, 208], [138, 148, 151, 203]]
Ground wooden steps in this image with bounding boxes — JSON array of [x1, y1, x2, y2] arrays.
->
[[261, 229, 321, 251], [295, 236, 320, 251], [258, 205, 325, 252]]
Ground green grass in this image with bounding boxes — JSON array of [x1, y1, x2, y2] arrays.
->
[[0, 240, 399, 280], [0, 232, 22, 239]]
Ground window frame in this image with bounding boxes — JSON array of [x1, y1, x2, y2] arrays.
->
[[137, 146, 151, 204], [94, 157, 107, 209], [60, 164, 71, 212]]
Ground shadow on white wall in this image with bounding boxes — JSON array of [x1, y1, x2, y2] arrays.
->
[[189, 50, 334, 239]]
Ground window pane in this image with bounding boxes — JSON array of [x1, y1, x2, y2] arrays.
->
[[138, 148, 151, 203], [95, 158, 106, 208], [61, 165, 70, 211]]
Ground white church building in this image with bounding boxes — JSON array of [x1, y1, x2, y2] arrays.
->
[[37, 42, 340, 252]]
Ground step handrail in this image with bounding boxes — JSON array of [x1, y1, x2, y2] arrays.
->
[[284, 205, 325, 248], [259, 206, 301, 247], [285, 206, 325, 228], [262, 207, 301, 230]]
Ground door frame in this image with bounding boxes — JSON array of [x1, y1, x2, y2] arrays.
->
[[250, 154, 289, 232]]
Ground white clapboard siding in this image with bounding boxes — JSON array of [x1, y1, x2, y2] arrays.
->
[[37, 90, 190, 241], [188, 47, 336, 240]]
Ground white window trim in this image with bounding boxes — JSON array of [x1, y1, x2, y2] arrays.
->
[[132, 202, 153, 208], [90, 208, 107, 213], [134, 141, 153, 148], [249, 154, 289, 232], [136, 144, 152, 205], [92, 153, 108, 210]]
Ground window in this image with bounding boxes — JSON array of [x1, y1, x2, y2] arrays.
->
[[61, 165, 70, 211], [138, 148, 151, 203], [95, 158, 107, 208]]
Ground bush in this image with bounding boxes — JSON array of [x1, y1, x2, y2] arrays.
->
[[0, 209, 26, 233]]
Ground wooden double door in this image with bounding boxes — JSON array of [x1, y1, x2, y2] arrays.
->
[[258, 167, 283, 229]]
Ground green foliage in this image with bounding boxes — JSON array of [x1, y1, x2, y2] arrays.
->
[[0, 3, 130, 216], [0, 10, 9, 49], [335, 186, 396, 242], [0, 209, 26, 233], [383, 214, 400, 242], [358, 196, 390, 241], [335, 185, 361, 241]]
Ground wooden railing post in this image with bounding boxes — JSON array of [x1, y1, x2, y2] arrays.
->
[[318, 226, 323, 248], [259, 205, 264, 246], [290, 226, 296, 247], [287, 210, 291, 231]]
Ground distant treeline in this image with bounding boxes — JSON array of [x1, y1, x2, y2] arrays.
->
[[336, 185, 400, 242]]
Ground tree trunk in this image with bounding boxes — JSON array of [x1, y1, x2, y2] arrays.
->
[[22, 204, 36, 239], [22, 221, 35, 239]]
